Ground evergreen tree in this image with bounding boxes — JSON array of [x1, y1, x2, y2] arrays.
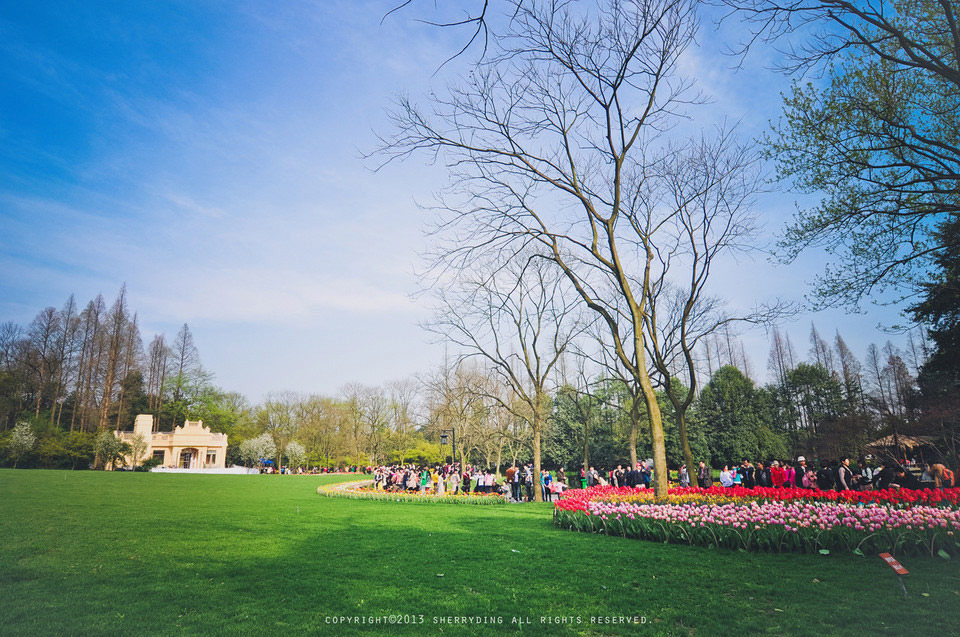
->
[[696, 366, 787, 465], [909, 215, 960, 464]]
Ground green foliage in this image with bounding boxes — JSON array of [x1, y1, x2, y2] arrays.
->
[[34, 435, 68, 468], [1, 427, 97, 470], [92, 431, 131, 470], [62, 432, 96, 469], [136, 456, 163, 472], [697, 366, 787, 465], [911, 215, 960, 386], [117, 371, 150, 428], [779, 363, 846, 452], [910, 214, 960, 462], [546, 382, 629, 470], [159, 368, 217, 429], [0, 371, 23, 429], [660, 391, 712, 469], [770, 1, 960, 307], [396, 438, 443, 466]]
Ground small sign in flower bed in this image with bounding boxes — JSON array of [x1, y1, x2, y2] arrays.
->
[[554, 485, 960, 557], [319, 480, 508, 505]]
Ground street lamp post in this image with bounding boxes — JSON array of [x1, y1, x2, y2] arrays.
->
[[440, 428, 457, 471]]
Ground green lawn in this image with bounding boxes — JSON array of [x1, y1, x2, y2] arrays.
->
[[1, 470, 958, 636]]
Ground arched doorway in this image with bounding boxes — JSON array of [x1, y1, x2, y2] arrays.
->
[[179, 448, 199, 469]]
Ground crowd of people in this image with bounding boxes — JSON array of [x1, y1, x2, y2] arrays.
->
[[369, 455, 954, 499], [581, 462, 656, 489], [370, 463, 573, 501], [258, 465, 371, 475], [684, 456, 955, 491], [289, 456, 955, 495]]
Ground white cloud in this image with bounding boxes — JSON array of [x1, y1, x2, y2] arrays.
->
[[137, 266, 419, 325]]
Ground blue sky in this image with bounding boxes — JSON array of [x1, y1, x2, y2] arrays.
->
[[0, 1, 908, 399]]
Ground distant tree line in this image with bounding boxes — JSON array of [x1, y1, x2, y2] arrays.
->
[[3, 287, 955, 473], [0, 286, 248, 468]]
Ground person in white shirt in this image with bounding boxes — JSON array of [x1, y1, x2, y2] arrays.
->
[[719, 465, 734, 488]]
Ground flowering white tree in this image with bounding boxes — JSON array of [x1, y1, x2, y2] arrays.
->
[[285, 441, 306, 469], [9, 421, 36, 468], [240, 434, 276, 469]]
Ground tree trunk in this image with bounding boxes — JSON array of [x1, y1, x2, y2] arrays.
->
[[628, 399, 639, 469], [583, 418, 590, 473], [636, 368, 668, 500], [69, 333, 88, 433], [34, 363, 45, 418], [677, 409, 697, 488], [532, 423, 543, 502], [50, 369, 63, 425]]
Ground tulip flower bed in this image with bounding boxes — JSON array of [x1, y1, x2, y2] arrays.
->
[[563, 484, 960, 508], [554, 485, 960, 557], [318, 480, 508, 505]]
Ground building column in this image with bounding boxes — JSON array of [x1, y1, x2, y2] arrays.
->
[[172, 447, 182, 469]]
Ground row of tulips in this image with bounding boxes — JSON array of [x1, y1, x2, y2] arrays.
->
[[554, 486, 960, 556], [318, 480, 508, 505], [557, 485, 960, 512]]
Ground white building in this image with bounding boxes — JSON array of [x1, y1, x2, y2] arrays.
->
[[116, 414, 228, 469]]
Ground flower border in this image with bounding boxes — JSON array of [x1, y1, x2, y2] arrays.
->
[[554, 486, 960, 557], [318, 480, 508, 505]]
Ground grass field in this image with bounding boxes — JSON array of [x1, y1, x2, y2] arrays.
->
[[2, 470, 959, 636]]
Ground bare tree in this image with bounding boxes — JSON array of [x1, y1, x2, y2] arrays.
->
[[49, 295, 79, 426], [146, 334, 170, 413], [99, 286, 130, 429], [379, 0, 722, 498], [71, 295, 105, 432], [425, 255, 584, 500], [298, 395, 347, 467], [834, 332, 864, 412], [0, 322, 26, 428], [809, 323, 835, 374], [421, 359, 489, 469], [905, 327, 930, 376], [641, 128, 784, 486], [166, 323, 200, 427], [27, 306, 59, 418], [340, 384, 370, 466], [388, 378, 420, 464], [112, 313, 143, 429], [170, 324, 199, 400], [257, 391, 300, 470], [385, 0, 501, 63], [359, 385, 392, 465], [768, 327, 797, 385]]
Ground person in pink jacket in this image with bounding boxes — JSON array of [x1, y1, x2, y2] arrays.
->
[[782, 463, 796, 489]]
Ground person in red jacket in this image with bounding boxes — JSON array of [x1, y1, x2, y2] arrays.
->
[[770, 461, 786, 488]]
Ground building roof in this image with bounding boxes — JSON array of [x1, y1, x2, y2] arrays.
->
[[864, 434, 936, 450]]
